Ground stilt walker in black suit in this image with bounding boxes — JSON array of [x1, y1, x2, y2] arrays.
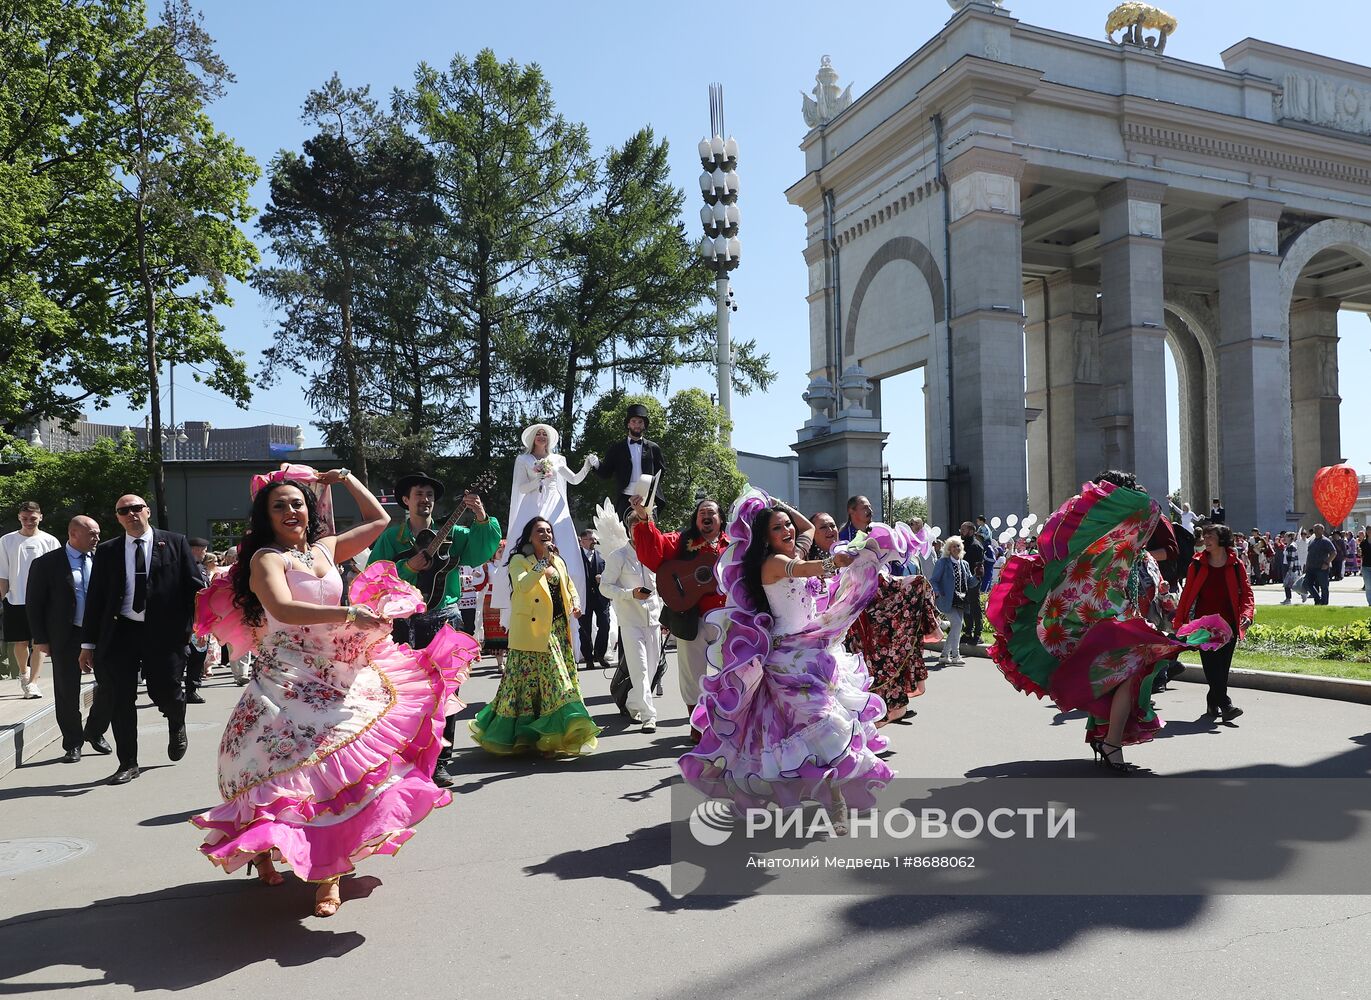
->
[[593, 404, 667, 519]]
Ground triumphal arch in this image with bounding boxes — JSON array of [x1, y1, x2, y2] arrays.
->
[[788, 1, 1371, 530]]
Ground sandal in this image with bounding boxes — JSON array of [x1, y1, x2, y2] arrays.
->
[[249, 853, 284, 886], [1097, 741, 1132, 775], [314, 878, 341, 917]]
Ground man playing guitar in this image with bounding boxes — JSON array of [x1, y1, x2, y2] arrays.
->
[[629, 493, 728, 744], [368, 471, 501, 787]]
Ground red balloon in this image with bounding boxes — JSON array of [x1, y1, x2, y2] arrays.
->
[[1313, 464, 1359, 527]]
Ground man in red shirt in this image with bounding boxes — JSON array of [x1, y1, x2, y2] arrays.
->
[[629, 495, 727, 740]]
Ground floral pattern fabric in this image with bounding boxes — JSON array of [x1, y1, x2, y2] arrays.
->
[[845, 575, 941, 722]]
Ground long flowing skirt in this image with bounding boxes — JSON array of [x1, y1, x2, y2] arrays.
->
[[191, 623, 477, 882], [468, 617, 600, 755]]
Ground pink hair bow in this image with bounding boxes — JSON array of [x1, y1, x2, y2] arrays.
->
[[249, 463, 320, 499]]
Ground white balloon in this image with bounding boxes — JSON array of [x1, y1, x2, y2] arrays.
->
[[1023, 513, 1038, 528], [1006, 514, 1019, 526], [999, 529, 1015, 544], [929, 526, 943, 539], [1019, 526, 1030, 537], [990, 516, 1002, 529]]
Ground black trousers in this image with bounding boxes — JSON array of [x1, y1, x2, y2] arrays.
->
[[392, 607, 463, 763], [185, 646, 206, 697], [611, 493, 633, 518], [49, 637, 88, 752], [579, 603, 610, 664], [94, 618, 187, 769], [1199, 639, 1236, 713]]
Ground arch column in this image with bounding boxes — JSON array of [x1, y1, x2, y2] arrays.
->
[[1097, 179, 1169, 500], [945, 147, 1027, 521], [1290, 298, 1341, 525], [1216, 198, 1289, 530], [1164, 312, 1211, 506]]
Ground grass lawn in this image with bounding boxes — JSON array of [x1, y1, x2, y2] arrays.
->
[[1178, 650, 1371, 684], [1253, 605, 1371, 628]]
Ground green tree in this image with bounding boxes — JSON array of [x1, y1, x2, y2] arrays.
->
[[400, 48, 594, 464], [1, 1, 145, 432], [104, 0, 259, 525], [0, 435, 153, 535], [254, 74, 441, 486], [887, 495, 929, 525], [534, 128, 715, 450], [577, 389, 745, 528]]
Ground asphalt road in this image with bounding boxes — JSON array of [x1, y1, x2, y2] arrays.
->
[[3, 648, 1370, 1000]]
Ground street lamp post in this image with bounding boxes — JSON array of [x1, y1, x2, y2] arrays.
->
[[697, 82, 740, 445]]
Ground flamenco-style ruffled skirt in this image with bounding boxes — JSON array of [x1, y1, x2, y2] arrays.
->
[[468, 618, 600, 756], [191, 623, 477, 882], [680, 638, 894, 811]]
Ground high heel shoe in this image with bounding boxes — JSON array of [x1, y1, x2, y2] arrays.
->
[[249, 853, 284, 886], [1097, 741, 1131, 774]]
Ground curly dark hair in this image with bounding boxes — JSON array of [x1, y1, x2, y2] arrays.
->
[[1200, 521, 1234, 549], [1093, 469, 1140, 492], [233, 480, 324, 628], [677, 497, 722, 556], [742, 506, 783, 616], [506, 517, 555, 565]]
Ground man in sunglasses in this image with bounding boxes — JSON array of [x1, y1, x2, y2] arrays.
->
[[79, 495, 202, 785]]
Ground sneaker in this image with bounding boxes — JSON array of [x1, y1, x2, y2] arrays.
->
[[25, 681, 42, 699], [641, 720, 656, 734], [950, 657, 966, 666], [18, 675, 31, 698], [432, 763, 455, 788], [1279, 599, 1291, 605]]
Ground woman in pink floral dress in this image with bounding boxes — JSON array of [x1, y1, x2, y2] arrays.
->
[[192, 466, 479, 917]]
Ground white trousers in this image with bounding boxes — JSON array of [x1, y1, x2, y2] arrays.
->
[[677, 632, 710, 717], [621, 623, 662, 724]]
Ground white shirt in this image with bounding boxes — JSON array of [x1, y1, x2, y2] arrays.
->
[[0, 529, 60, 605], [624, 437, 644, 494], [121, 527, 155, 620]]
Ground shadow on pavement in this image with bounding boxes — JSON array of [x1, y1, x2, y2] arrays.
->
[[0, 876, 379, 992]]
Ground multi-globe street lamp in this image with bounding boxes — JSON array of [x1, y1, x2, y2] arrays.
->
[[697, 82, 740, 445]]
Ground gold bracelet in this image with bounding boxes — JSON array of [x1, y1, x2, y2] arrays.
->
[[345, 605, 358, 624]]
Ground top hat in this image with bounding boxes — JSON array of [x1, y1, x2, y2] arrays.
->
[[624, 403, 651, 430], [395, 472, 445, 508]]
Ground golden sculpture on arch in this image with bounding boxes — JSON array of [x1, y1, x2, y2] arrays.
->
[[1106, 2, 1177, 53]]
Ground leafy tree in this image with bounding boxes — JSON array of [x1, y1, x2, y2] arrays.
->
[[103, 0, 259, 524], [400, 48, 594, 464], [577, 389, 745, 528], [887, 495, 929, 525], [254, 74, 440, 486], [0, 0, 190, 435], [0, 435, 153, 535]]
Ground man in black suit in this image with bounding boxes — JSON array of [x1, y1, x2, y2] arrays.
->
[[577, 528, 611, 669], [593, 403, 666, 518], [28, 515, 112, 763], [78, 494, 202, 785]]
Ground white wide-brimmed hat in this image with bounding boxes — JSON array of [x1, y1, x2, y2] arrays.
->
[[521, 423, 560, 453]]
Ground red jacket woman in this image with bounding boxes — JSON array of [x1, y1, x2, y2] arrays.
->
[[1172, 522, 1254, 721]]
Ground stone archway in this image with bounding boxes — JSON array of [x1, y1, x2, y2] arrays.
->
[[1164, 289, 1221, 509], [1279, 220, 1371, 525], [844, 236, 945, 359]]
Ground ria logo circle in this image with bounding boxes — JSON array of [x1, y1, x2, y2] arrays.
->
[[689, 801, 736, 846]]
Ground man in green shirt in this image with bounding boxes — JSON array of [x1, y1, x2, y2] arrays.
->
[[368, 471, 501, 786]]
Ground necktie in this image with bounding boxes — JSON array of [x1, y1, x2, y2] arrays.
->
[[80, 554, 90, 593], [133, 538, 147, 614]]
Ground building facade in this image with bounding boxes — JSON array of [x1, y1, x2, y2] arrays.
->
[[789, 2, 1371, 530]]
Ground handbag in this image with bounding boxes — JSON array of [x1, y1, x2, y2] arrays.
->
[[660, 604, 700, 642]]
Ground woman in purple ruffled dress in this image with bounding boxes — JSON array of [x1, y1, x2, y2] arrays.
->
[[679, 489, 897, 835]]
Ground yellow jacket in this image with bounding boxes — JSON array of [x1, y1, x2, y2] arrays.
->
[[507, 552, 580, 652]]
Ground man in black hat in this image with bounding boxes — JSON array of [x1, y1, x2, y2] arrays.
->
[[368, 472, 501, 788], [594, 403, 667, 518]]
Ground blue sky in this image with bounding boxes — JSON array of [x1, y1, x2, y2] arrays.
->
[[98, 0, 1371, 497]]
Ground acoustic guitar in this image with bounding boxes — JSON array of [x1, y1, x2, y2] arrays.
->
[[395, 471, 498, 605], [657, 547, 722, 613]]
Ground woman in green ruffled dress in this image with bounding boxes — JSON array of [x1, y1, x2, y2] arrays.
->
[[469, 517, 600, 756]]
